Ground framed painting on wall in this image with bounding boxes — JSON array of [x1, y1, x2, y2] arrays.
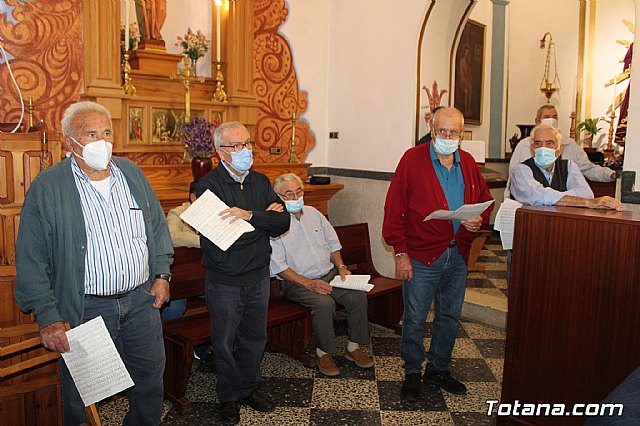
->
[[454, 19, 485, 125], [128, 106, 145, 144], [151, 109, 204, 143]]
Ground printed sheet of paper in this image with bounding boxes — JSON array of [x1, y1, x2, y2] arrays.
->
[[329, 274, 374, 292], [493, 199, 523, 250], [180, 189, 255, 251], [423, 199, 494, 222], [60, 316, 134, 407]]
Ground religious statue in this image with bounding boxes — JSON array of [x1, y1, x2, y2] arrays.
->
[[135, 0, 167, 41]]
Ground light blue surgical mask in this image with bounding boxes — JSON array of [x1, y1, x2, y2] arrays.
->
[[284, 197, 304, 213], [230, 148, 253, 172], [434, 137, 459, 155], [533, 147, 557, 168]]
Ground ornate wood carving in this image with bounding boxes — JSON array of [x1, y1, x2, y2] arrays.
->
[[0, 1, 83, 134], [253, 0, 316, 163]]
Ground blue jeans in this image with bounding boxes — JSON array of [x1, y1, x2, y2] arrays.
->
[[60, 281, 165, 426], [205, 276, 269, 402], [161, 298, 187, 321], [401, 246, 467, 374]]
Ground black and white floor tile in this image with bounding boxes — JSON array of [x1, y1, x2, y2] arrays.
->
[[98, 236, 508, 425]]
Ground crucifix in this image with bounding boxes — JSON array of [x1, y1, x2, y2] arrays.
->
[[169, 57, 205, 123]]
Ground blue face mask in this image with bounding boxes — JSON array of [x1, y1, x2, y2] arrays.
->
[[433, 137, 459, 155], [533, 147, 557, 168], [284, 197, 304, 213], [230, 148, 253, 172]]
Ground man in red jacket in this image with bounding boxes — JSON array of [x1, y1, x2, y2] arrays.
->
[[383, 107, 493, 402]]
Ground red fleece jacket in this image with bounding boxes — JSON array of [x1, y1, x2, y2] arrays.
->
[[383, 144, 494, 266]]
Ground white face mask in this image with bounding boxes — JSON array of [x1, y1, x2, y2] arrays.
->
[[71, 137, 113, 171], [540, 117, 559, 128]]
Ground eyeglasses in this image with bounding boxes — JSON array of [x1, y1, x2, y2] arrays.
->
[[219, 140, 255, 152], [280, 188, 304, 200], [434, 129, 461, 139]]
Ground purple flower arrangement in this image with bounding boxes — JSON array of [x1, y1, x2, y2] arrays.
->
[[180, 117, 219, 158]]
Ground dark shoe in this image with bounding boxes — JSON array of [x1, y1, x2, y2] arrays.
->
[[239, 391, 276, 413], [423, 369, 467, 395], [400, 373, 422, 402], [220, 401, 240, 425]]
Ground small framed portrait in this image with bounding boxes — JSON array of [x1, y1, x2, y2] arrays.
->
[[151, 108, 204, 143]]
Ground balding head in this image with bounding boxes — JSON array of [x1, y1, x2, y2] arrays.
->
[[432, 107, 464, 140]]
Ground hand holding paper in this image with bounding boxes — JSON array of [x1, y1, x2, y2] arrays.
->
[[180, 189, 255, 251], [329, 274, 374, 292], [423, 199, 494, 222]]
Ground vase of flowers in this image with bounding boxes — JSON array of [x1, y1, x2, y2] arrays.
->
[[175, 28, 210, 75], [180, 116, 220, 181]]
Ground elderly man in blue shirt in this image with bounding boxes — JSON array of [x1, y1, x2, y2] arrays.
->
[[510, 124, 622, 210], [270, 173, 374, 377]]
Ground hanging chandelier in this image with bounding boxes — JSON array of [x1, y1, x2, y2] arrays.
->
[[539, 32, 561, 102]]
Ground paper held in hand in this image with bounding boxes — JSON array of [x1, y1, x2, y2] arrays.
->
[[423, 199, 494, 222], [60, 316, 134, 406], [180, 189, 255, 251], [329, 274, 374, 292]]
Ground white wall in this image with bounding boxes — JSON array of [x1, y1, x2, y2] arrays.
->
[[326, 0, 428, 172], [280, 0, 331, 167], [506, 0, 580, 147]]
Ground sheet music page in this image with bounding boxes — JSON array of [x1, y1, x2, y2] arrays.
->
[[423, 199, 495, 222], [329, 274, 374, 292], [180, 189, 255, 251], [60, 316, 134, 407], [494, 199, 522, 250]]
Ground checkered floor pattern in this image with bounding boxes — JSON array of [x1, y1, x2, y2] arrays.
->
[[98, 236, 508, 425]]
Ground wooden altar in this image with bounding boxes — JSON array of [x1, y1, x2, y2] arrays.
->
[[501, 206, 640, 425]]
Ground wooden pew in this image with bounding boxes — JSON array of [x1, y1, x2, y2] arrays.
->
[[334, 223, 403, 333], [163, 222, 405, 412]]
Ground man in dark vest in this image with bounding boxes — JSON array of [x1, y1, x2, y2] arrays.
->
[[510, 124, 622, 210]]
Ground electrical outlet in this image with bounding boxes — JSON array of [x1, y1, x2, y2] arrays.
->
[[329, 131, 339, 139], [269, 146, 282, 155]]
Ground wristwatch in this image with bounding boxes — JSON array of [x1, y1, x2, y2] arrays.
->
[[155, 273, 172, 283]]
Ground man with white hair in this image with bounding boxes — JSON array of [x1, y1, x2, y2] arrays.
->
[[194, 121, 290, 425], [14, 101, 173, 425], [510, 124, 622, 209], [270, 173, 374, 377], [507, 104, 615, 198]]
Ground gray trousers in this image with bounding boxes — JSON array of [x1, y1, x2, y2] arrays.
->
[[282, 268, 370, 353]]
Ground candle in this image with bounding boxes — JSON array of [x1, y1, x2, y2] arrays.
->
[[124, 0, 130, 52], [612, 75, 617, 112], [215, 0, 222, 62]]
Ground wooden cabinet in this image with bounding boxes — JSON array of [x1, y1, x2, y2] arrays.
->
[[0, 133, 63, 426], [501, 206, 640, 425]]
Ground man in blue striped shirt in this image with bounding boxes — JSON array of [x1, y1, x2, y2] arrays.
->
[[14, 101, 174, 426]]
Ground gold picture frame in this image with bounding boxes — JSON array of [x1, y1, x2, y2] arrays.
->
[[454, 19, 485, 125]]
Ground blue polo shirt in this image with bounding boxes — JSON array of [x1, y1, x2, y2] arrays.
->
[[430, 144, 465, 234]]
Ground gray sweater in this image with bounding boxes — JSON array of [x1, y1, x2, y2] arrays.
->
[[14, 157, 174, 329]]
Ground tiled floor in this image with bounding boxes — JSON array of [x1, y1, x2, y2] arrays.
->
[[98, 236, 508, 425]]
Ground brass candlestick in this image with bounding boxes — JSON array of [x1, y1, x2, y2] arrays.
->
[[170, 57, 205, 123], [123, 52, 137, 96], [212, 61, 228, 103], [289, 112, 299, 163], [606, 110, 616, 152]]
